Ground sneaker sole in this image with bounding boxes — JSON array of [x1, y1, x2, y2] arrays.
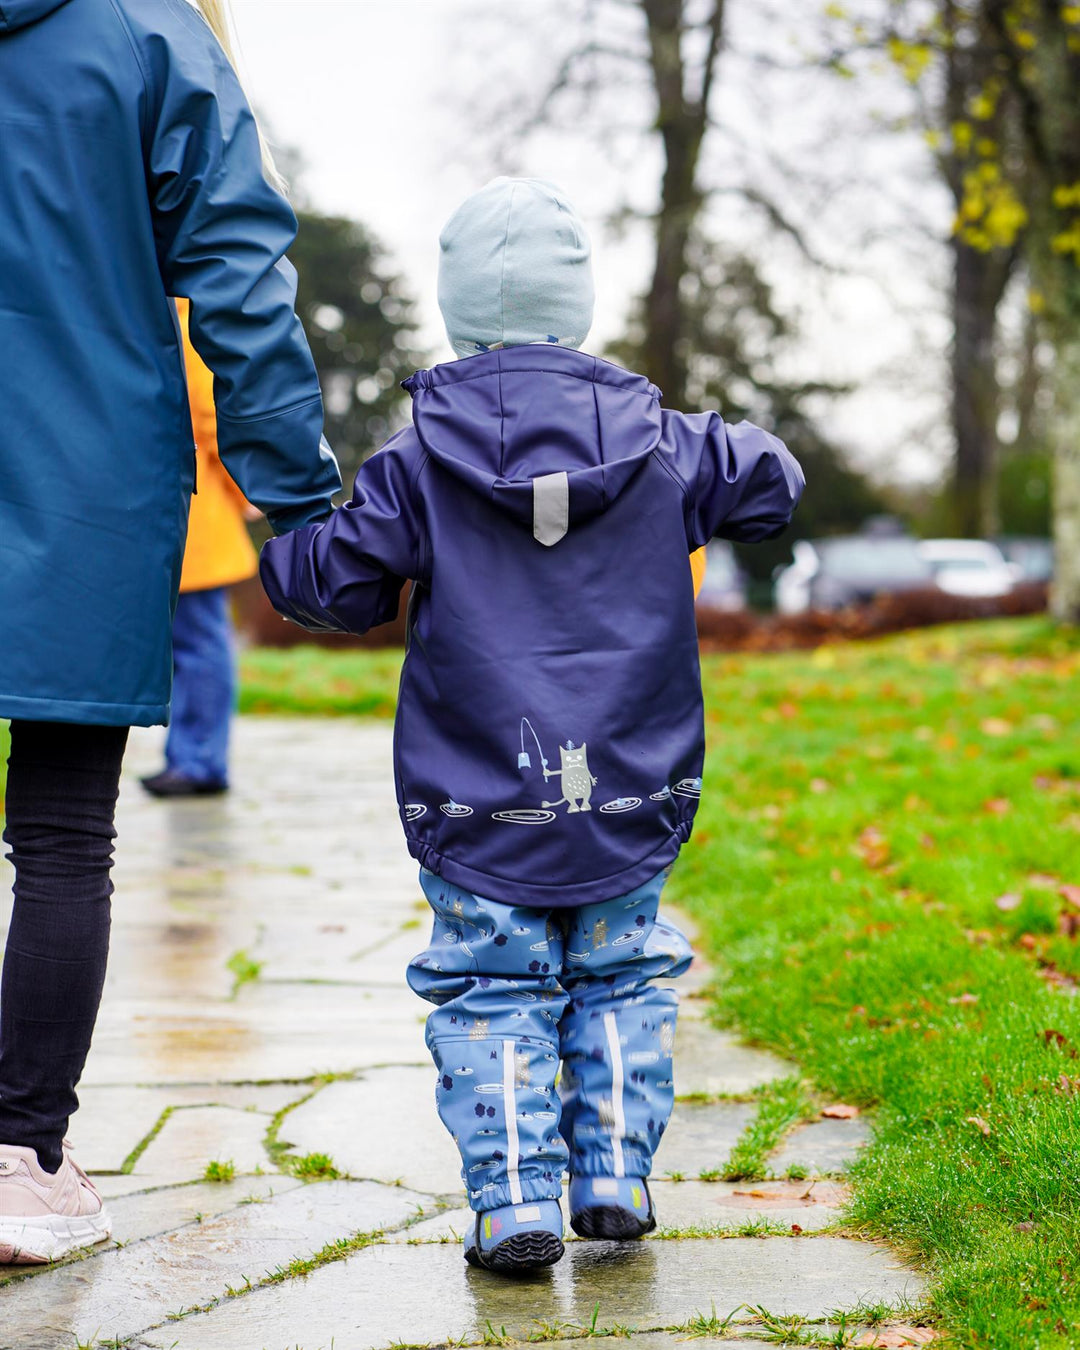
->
[[0, 1208, 112, 1265], [570, 1204, 656, 1240], [465, 1228, 565, 1274]]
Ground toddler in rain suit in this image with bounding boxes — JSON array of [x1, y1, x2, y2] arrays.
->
[[261, 178, 804, 1273]]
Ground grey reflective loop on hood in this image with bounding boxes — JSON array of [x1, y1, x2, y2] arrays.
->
[[0, 0, 73, 31], [533, 471, 569, 546]]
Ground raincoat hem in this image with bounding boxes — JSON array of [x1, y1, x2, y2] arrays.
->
[[405, 829, 687, 909], [0, 693, 167, 728]]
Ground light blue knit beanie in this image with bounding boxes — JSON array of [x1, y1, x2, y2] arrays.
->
[[438, 177, 594, 359]]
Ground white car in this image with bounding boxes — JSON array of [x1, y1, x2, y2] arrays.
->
[[916, 539, 1020, 598]]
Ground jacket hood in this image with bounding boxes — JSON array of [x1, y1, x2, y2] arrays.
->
[[402, 346, 662, 546], [0, 0, 73, 30]]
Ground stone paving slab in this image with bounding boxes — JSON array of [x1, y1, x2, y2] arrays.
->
[[79, 984, 428, 1086], [2, 1180, 431, 1350], [252, 917, 424, 986], [0, 1175, 305, 1278], [280, 1069, 465, 1193], [653, 1101, 756, 1178], [769, 1117, 873, 1177], [137, 1235, 924, 1350], [650, 1177, 848, 1232], [673, 1020, 796, 1096], [132, 1103, 273, 1181]]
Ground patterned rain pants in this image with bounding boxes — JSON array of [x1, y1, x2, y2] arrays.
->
[[407, 867, 693, 1213]]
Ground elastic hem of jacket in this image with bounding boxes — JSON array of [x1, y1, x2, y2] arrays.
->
[[0, 693, 168, 729], [405, 827, 689, 910]]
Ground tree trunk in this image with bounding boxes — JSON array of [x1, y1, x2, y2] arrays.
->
[[642, 135, 698, 405], [640, 0, 719, 408], [950, 240, 1008, 536], [1050, 338, 1080, 623]]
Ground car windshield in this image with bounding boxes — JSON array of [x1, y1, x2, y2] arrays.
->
[[818, 538, 930, 584], [926, 556, 993, 572]]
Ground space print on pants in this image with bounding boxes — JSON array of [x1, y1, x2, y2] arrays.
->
[[407, 868, 693, 1213]]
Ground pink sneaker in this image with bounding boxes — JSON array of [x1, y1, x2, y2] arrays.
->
[[0, 1140, 111, 1264]]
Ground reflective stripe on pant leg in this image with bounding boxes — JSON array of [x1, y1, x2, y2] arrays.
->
[[502, 1038, 524, 1205], [603, 1011, 626, 1179]]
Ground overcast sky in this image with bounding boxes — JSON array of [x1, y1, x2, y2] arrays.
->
[[229, 0, 952, 486]]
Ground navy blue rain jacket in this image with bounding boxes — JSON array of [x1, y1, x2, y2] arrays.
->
[[0, 0, 340, 727], [261, 346, 804, 908]]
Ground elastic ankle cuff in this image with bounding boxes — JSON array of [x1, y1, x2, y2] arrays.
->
[[468, 1175, 563, 1213]]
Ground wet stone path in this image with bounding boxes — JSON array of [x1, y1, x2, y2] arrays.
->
[[0, 719, 928, 1350]]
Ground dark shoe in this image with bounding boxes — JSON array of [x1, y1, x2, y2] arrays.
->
[[569, 1175, 656, 1240], [463, 1200, 564, 1274], [140, 770, 228, 799]]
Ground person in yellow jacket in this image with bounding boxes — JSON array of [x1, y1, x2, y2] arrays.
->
[[141, 300, 258, 796]]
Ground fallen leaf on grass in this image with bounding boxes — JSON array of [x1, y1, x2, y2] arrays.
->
[[965, 1115, 992, 1136], [984, 797, 1012, 816], [1014, 1220, 1038, 1233], [1039, 966, 1079, 992], [1058, 910, 1080, 940], [1061, 884, 1080, 909], [980, 717, 1013, 737], [822, 1103, 860, 1119], [809, 777, 830, 793], [1028, 872, 1059, 889], [855, 826, 890, 868], [948, 992, 979, 1005], [1018, 933, 1039, 950], [994, 892, 1021, 911]]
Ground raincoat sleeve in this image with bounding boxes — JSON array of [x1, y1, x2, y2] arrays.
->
[[137, 4, 341, 533], [259, 435, 424, 634], [666, 413, 805, 548]]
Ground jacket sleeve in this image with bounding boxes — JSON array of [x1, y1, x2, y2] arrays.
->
[[663, 412, 805, 548], [259, 434, 424, 635], [137, 3, 341, 533]]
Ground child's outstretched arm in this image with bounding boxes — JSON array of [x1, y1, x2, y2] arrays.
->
[[259, 431, 424, 634], [662, 412, 805, 548]]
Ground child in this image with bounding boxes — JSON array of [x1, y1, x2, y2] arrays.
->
[[260, 178, 804, 1274]]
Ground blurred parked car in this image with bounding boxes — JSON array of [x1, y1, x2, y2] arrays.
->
[[995, 535, 1054, 583], [695, 539, 748, 612], [774, 534, 935, 613], [917, 539, 1019, 598]]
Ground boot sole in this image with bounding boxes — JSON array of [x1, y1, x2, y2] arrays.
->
[[466, 1229, 565, 1274], [570, 1204, 656, 1240], [0, 1209, 112, 1265]]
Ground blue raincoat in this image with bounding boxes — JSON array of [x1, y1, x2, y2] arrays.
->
[[261, 345, 804, 908], [0, 0, 340, 727]]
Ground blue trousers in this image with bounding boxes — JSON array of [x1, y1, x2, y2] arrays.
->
[[166, 587, 235, 787], [407, 868, 693, 1213]]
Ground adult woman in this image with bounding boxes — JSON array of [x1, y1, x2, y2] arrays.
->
[[0, 0, 339, 1263]]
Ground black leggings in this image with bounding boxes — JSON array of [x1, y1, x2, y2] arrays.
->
[[0, 720, 128, 1172]]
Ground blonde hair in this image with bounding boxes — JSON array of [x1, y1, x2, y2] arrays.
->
[[191, 0, 287, 194]]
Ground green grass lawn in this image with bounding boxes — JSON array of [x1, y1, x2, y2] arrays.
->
[[240, 617, 1080, 1346], [678, 617, 1080, 1349]]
